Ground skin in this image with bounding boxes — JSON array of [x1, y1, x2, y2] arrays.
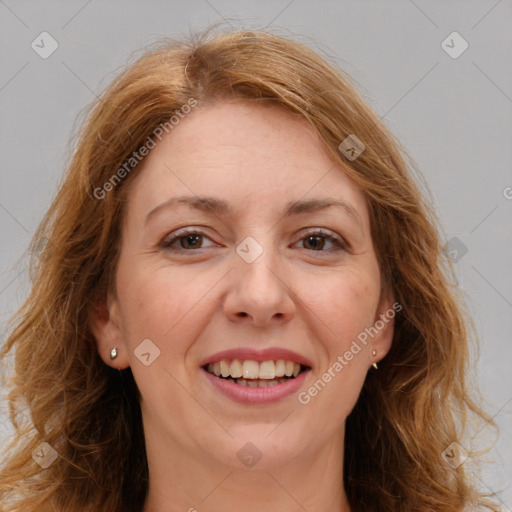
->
[[91, 100, 394, 512]]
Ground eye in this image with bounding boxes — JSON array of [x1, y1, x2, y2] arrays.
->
[[160, 228, 217, 251], [293, 229, 347, 252]]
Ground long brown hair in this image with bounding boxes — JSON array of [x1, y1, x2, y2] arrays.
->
[[0, 27, 496, 511]]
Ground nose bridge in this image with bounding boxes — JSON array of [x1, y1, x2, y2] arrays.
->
[[242, 255, 279, 295], [224, 233, 295, 324], [237, 235, 282, 298]]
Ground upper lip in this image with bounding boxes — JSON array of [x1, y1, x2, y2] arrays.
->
[[199, 348, 313, 368]]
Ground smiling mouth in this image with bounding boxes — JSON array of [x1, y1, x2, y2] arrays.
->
[[202, 359, 310, 388]]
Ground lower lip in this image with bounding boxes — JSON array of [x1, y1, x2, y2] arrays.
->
[[202, 368, 310, 405]]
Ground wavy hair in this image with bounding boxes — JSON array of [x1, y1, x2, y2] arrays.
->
[[0, 27, 496, 511]]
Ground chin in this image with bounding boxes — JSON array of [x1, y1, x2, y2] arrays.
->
[[202, 425, 306, 471]]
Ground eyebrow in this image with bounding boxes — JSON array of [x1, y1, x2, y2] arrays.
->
[[144, 195, 362, 226], [283, 198, 361, 225], [145, 196, 232, 225]]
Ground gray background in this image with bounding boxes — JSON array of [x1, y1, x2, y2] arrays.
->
[[1, 0, 511, 507]]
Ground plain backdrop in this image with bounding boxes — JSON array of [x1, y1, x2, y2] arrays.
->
[[1, 0, 511, 508]]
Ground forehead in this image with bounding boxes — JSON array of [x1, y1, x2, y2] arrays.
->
[[124, 100, 369, 224]]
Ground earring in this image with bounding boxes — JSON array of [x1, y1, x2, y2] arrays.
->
[[372, 349, 378, 370], [110, 346, 118, 360]]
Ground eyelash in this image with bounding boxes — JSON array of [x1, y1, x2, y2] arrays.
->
[[159, 227, 348, 254]]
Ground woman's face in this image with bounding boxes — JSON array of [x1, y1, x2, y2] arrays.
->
[[93, 100, 394, 471]]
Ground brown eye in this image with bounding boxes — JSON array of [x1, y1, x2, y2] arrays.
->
[[292, 230, 347, 253], [160, 229, 216, 252], [180, 233, 203, 249], [303, 235, 326, 250]]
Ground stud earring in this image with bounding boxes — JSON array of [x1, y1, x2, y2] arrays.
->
[[110, 346, 118, 360], [371, 349, 378, 370]]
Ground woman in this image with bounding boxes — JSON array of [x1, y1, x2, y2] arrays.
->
[[0, 28, 497, 511]]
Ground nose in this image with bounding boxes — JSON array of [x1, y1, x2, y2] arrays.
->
[[223, 245, 296, 328]]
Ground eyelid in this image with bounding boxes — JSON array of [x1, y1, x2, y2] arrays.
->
[[294, 227, 348, 250], [159, 227, 217, 251]]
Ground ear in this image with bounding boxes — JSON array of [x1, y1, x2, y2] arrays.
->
[[371, 289, 398, 366], [89, 295, 130, 370]]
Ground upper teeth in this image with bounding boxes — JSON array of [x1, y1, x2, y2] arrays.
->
[[207, 359, 301, 379]]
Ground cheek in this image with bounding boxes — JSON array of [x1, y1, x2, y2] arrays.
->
[[116, 262, 214, 352], [304, 266, 380, 344], [296, 268, 378, 415]]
